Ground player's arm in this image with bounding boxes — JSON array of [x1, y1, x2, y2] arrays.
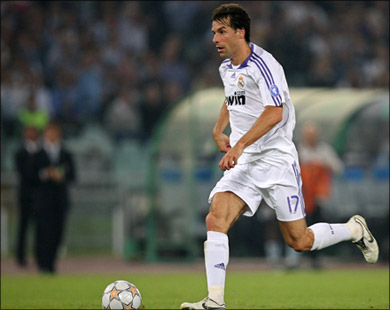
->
[[219, 105, 283, 171], [213, 101, 231, 153]]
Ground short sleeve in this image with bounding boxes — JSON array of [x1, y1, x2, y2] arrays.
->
[[256, 62, 285, 107]]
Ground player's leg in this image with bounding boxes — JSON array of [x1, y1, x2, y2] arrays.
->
[[205, 192, 246, 301], [206, 191, 247, 233], [278, 216, 379, 263], [267, 160, 379, 263], [181, 191, 247, 310]]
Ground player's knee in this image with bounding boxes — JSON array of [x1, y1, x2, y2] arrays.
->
[[205, 212, 226, 232], [205, 212, 218, 229]]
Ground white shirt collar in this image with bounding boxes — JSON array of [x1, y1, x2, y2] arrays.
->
[[43, 141, 61, 163], [24, 140, 39, 154]]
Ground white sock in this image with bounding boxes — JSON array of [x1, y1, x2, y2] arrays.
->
[[309, 223, 351, 251], [204, 231, 228, 304], [345, 220, 363, 242]]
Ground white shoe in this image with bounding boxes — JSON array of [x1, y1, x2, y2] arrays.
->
[[348, 215, 379, 263], [180, 297, 226, 310]]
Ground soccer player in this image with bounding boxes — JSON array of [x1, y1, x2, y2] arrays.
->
[[180, 3, 379, 310]]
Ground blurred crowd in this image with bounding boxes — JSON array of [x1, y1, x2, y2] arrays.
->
[[1, 1, 389, 142]]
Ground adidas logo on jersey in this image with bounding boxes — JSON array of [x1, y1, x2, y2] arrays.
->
[[214, 263, 226, 270]]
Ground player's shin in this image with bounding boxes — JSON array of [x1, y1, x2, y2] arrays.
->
[[204, 231, 229, 305]]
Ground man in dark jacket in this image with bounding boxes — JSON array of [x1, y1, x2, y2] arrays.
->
[[33, 122, 76, 273], [14, 126, 40, 267]]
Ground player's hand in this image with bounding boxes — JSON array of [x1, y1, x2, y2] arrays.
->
[[213, 132, 231, 153], [219, 143, 244, 171]]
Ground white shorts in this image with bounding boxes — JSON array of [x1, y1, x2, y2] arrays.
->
[[208, 156, 306, 222]]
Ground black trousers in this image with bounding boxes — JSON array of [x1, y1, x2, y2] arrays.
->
[[15, 189, 35, 265], [34, 201, 68, 273]]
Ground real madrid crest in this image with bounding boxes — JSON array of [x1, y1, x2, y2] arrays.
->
[[238, 76, 245, 89]]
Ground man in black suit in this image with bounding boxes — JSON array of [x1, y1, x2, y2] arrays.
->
[[33, 122, 76, 273], [14, 126, 41, 267]]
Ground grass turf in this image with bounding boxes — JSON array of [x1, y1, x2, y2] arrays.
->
[[1, 269, 388, 309]]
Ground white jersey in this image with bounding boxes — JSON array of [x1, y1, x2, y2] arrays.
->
[[219, 42, 298, 164]]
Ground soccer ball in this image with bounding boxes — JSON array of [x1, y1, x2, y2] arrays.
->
[[102, 280, 142, 309]]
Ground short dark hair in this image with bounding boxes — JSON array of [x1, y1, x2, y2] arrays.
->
[[212, 3, 251, 43]]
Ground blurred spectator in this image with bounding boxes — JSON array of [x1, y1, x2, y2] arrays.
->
[[1, 71, 19, 138], [100, 33, 123, 67], [163, 80, 185, 108], [104, 86, 142, 142], [1, 64, 34, 137], [159, 34, 191, 93], [14, 126, 41, 267], [17, 90, 50, 132], [118, 2, 148, 55], [163, 1, 201, 35], [76, 47, 103, 120], [33, 122, 76, 273], [29, 74, 54, 118], [298, 122, 344, 268], [308, 56, 337, 87], [299, 122, 344, 212], [50, 67, 79, 123], [139, 51, 161, 84], [139, 82, 166, 142], [115, 54, 138, 89]]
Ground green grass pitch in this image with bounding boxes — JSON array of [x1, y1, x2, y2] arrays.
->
[[1, 269, 389, 309]]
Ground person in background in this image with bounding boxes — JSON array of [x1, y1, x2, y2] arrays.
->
[[33, 122, 76, 273], [139, 81, 166, 142], [14, 126, 41, 267], [298, 121, 344, 268], [104, 86, 142, 142], [17, 91, 50, 132]]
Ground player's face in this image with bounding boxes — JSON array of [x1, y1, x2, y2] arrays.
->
[[212, 19, 241, 59]]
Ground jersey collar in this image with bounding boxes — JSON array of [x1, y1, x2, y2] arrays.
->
[[227, 43, 253, 69]]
